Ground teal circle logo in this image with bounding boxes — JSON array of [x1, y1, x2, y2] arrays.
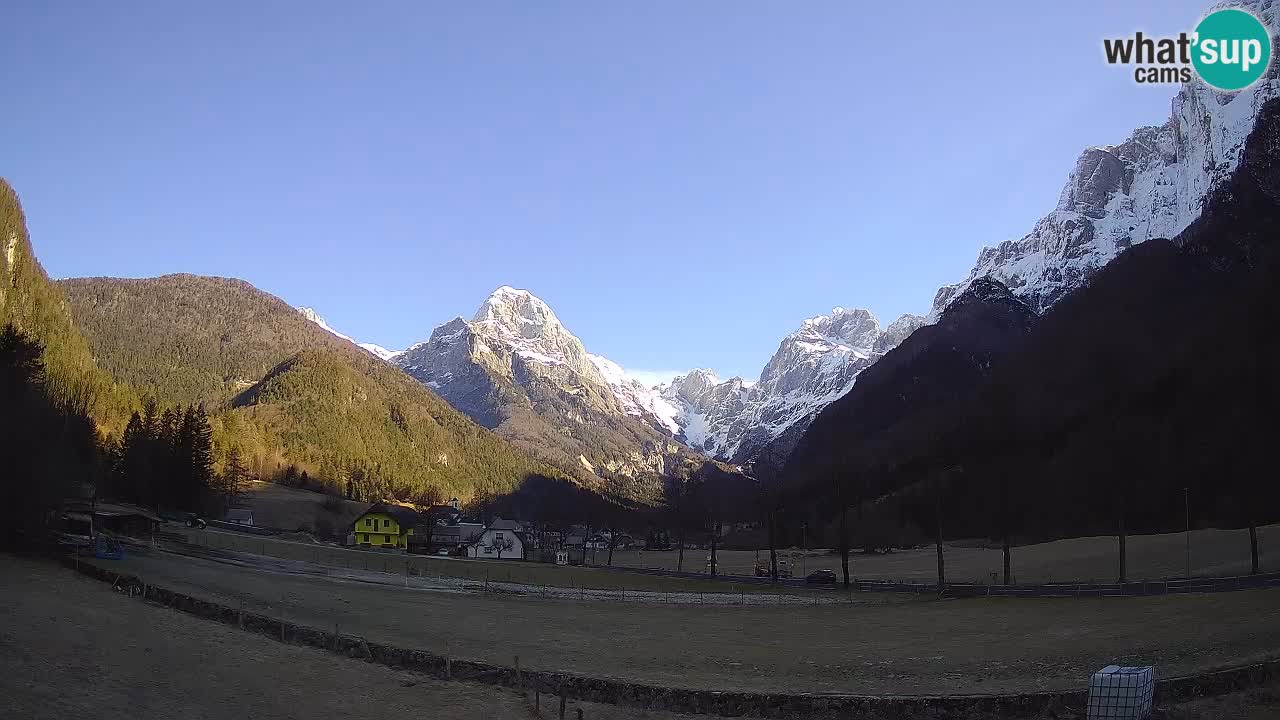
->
[[1191, 8, 1272, 91]]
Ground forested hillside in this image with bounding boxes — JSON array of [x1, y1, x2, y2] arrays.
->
[[58, 274, 573, 504], [1, 180, 133, 428], [0, 179, 124, 545], [60, 274, 359, 406]]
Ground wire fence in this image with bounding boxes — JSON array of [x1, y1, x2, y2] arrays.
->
[[167, 528, 1280, 603]]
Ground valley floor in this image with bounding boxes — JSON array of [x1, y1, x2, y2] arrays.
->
[[72, 542, 1280, 697], [600, 524, 1280, 584], [4, 552, 1280, 719], [0, 554, 701, 720]]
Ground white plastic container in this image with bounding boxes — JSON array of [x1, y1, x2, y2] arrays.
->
[[1086, 665, 1154, 720]]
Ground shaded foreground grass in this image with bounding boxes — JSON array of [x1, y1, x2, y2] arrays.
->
[[7, 553, 1280, 719], [0, 553, 718, 720], [102, 546, 1280, 697]]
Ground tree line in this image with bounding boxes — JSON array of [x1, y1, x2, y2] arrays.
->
[[0, 325, 100, 547], [105, 398, 226, 514]]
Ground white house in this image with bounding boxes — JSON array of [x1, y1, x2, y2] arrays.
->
[[465, 518, 525, 560]]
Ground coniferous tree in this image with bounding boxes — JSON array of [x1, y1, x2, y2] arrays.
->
[[115, 411, 148, 504], [179, 404, 215, 511], [223, 447, 247, 508], [0, 325, 98, 547]]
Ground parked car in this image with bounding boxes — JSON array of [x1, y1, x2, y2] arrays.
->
[[805, 568, 837, 584], [160, 510, 205, 529]]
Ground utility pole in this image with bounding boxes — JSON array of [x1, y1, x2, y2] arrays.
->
[[935, 474, 945, 590], [801, 521, 807, 578], [1184, 487, 1191, 579]]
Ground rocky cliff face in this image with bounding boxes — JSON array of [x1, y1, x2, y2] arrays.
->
[[301, 0, 1280, 478], [392, 287, 695, 501], [658, 308, 925, 464], [931, 0, 1279, 317], [670, 0, 1279, 467]]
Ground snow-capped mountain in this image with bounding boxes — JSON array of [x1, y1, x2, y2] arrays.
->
[[931, 0, 1279, 318], [658, 1, 1280, 467], [394, 287, 696, 500], [357, 343, 403, 362], [656, 309, 925, 464], [304, 0, 1280, 479], [645, 7, 1279, 466], [298, 306, 352, 342], [587, 353, 683, 435], [298, 306, 403, 361]]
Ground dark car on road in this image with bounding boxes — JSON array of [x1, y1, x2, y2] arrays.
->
[[159, 510, 206, 529], [805, 568, 838, 584]]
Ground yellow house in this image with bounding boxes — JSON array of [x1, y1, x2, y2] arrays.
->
[[352, 503, 423, 549]]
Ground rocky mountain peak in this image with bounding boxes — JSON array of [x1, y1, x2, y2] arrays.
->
[[473, 286, 563, 339], [799, 307, 881, 351], [297, 306, 325, 326], [874, 313, 927, 354], [297, 306, 353, 343], [664, 368, 721, 400], [930, 4, 1278, 319], [942, 276, 1036, 334]]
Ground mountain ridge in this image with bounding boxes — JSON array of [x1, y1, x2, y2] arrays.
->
[[393, 286, 715, 502], [58, 273, 575, 504]]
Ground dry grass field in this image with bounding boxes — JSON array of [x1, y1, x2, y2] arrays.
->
[[235, 480, 368, 534], [597, 525, 1280, 584], [0, 554, 715, 720], [234, 482, 1278, 587], [177, 525, 777, 594], [5, 552, 1280, 718], [91, 545, 1280, 697]]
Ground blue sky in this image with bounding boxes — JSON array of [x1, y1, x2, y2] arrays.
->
[[4, 1, 1209, 382]]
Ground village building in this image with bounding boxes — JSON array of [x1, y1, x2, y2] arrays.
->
[[351, 502, 423, 550], [465, 518, 526, 560], [223, 508, 255, 526], [410, 521, 483, 554]]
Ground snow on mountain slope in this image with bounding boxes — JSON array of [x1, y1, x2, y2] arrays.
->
[[931, 0, 1279, 318], [587, 353, 683, 434], [397, 286, 685, 438], [393, 287, 693, 498], [308, 0, 1280, 474], [662, 30, 1280, 465], [659, 309, 926, 464], [298, 307, 402, 360], [358, 343, 404, 361], [298, 307, 353, 342]]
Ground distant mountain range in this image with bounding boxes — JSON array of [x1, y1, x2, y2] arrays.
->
[[306, 12, 1278, 474], [389, 287, 707, 502], [10, 0, 1270, 522], [55, 273, 572, 504], [790, 92, 1280, 540]]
